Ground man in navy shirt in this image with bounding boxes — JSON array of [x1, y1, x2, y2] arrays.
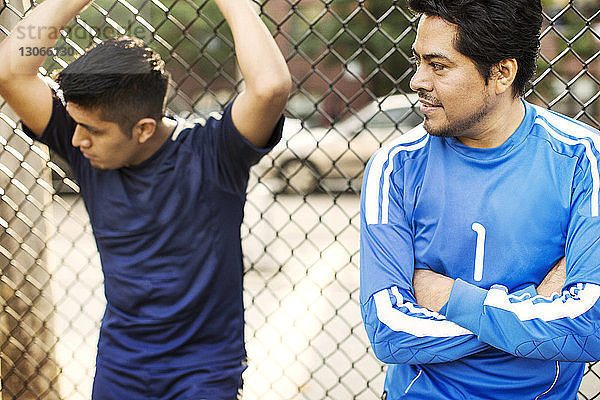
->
[[0, 0, 291, 398], [360, 0, 600, 398]]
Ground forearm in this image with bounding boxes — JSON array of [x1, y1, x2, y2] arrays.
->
[[0, 0, 92, 78], [413, 262, 600, 362], [212, 0, 290, 147], [360, 192, 493, 364], [445, 279, 600, 362], [363, 287, 490, 364], [413, 258, 566, 312], [413, 269, 454, 312], [214, 0, 291, 101]]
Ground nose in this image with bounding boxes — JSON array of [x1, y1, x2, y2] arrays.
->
[[409, 63, 433, 93], [72, 125, 91, 149]]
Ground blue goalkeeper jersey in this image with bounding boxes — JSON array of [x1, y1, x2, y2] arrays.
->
[[360, 100, 600, 399]]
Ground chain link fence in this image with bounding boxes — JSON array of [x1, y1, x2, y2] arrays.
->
[[0, 0, 598, 399]]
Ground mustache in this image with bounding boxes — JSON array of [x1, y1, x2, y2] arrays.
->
[[417, 92, 442, 107]]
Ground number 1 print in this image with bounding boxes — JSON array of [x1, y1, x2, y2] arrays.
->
[[471, 223, 486, 282]]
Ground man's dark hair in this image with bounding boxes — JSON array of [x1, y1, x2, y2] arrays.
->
[[55, 36, 170, 135], [407, 0, 543, 97]]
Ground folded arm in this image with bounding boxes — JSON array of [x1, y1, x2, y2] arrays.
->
[[413, 258, 567, 313], [361, 282, 491, 365], [413, 227, 600, 362], [444, 278, 600, 362], [360, 151, 491, 365], [421, 158, 600, 362]]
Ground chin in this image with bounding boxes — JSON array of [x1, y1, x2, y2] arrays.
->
[[89, 161, 108, 171], [423, 120, 457, 138]]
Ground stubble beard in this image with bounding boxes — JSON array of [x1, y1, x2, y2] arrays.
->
[[424, 94, 492, 139]]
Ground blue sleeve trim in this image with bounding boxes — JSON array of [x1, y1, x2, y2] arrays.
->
[[445, 279, 487, 333], [511, 284, 538, 298]]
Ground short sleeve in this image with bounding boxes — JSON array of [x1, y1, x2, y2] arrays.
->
[[195, 100, 283, 193], [21, 94, 83, 179]]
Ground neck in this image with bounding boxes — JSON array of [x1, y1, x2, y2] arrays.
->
[[154, 116, 178, 144], [130, 117, 177, 166], [458, 96, 526, 149]]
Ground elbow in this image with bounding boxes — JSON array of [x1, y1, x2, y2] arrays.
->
[[514, 333, 600, 362], [0, 53, 34, 87], [268, 80, 292, 109], [507, 315, 600, 362], [366, 323, 417, 364], [278, 74, 293, 104], [268, 64, 293, 96], [371, 340, 398, 364], [248, 71, 292, 109], [273, 67, 293, 96], [0, 71, 16, 95], [562, 323, 600, 362], [266, 77, 293, 108], [362, 296, 418, 364], [371, 335, 421, 365], [517, 329, 600, 362]]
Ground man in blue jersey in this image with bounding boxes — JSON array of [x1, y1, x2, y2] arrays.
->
[[0, 0, 290, 398], [360, 0, 600, 399]]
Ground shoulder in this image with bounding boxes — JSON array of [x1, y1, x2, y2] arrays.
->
[[361, 126, 429, 224], [168, 110, 228, 147], [529, 105, 600, 214], [363, 125, 429, 186], [529, 104, 600, 161]]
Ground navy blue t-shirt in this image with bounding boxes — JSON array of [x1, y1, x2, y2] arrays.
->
[[24, 96, 282, 375]]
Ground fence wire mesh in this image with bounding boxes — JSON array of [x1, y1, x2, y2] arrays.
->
[[0, 0, 599, 399]]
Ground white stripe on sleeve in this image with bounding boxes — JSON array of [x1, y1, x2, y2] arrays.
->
[[484, 283, 600, 322], [365, 127, 428, 225], [534, 109, 600, 217], [374, 287, 473, 337]]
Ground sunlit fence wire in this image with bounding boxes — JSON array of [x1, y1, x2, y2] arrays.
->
[[0, 0, 599, 399]]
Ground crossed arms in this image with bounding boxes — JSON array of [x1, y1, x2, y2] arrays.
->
[[361, 223, 600, 365], [413, 258, 566, 313], [360, 146, 600, 365]]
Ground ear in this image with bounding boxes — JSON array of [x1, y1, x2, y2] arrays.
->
[[133, 118, 157, 144], [492, 59, 518, 95]]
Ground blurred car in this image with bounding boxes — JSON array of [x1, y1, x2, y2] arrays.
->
[[51, 94, 423, 195], [256, 94, 424, 194]]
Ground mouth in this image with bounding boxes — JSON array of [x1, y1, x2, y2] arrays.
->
[[418, 97, 443, 113]]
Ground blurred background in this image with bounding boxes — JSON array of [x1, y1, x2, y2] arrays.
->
[[0, 0, 598, 398]]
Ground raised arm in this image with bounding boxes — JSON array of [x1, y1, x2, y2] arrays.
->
[[214, 0, 292, 148], [0, 0, 93, 136]]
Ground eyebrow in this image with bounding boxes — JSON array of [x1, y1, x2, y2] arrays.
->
[[73, 119, 101, 133], [412, 47, 453, 63]]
